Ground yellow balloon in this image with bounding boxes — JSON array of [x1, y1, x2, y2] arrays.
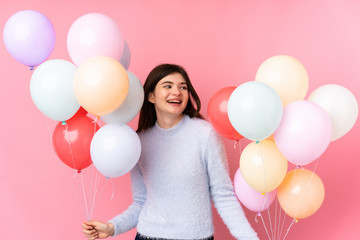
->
[[240, 140, 288, 193], [255, 55, 309, 106], [74, 56, 129, 116], [277, 169, 325, 219]]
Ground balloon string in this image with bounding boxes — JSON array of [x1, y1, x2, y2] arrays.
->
[[93, 117, 98, 134], [80, 172, 90, 221], [258, 141, 274, 239], [88, 116, 98, 219], [274, 193, 278, 239], [260, 192, 268, 213], [89, 169, 102, 219], [233, 140, 239, 149], [279, 205, 287, 240], [293, 156, 321, 220], [67, 174, 88, 220], [259, 141, 268, 196], [255, 212, 259, 223], [282, 218, 296, 240], [266, 204, 274, 240], [63, 123, 78, 171], [110, 178, 115, 200], [41, 115, 90, 221], [88, 166, 94, 220], [258, 212, 272, 240], [277, 197, 282, 240]]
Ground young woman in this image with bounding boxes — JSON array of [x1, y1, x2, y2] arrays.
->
[[82, 64, 259, 240]]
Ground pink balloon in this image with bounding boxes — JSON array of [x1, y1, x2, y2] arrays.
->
[[67, 13, 124, 66], [234, 169, 276, 212], [274, 100, 332, 166], [3, 10, 55, 68]]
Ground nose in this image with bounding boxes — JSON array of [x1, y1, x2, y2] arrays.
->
[[171, 86, 181, 96]]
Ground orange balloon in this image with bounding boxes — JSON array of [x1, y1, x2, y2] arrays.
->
[[74, 56, 129, 116], [240, 140, 288, 193], [255, 55, 309, 106], [277, 169, 325, 219], [265, 134, 275, 142]]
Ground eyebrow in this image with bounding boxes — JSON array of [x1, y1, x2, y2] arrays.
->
[[161, 81, 187, 85]]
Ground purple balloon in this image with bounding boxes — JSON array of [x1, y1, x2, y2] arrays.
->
[[3, 10, 55, 68], [119, 41, 131, 70], [234, 168, 277, 212]]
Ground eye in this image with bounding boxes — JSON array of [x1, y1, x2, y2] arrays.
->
[[163, 85, 171, 89], [180, 86, 188, 90]]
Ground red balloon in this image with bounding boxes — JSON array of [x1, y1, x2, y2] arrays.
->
[[73, 106, 88, 117], [208, 87, 242, 140], [52, 114, 99, 170]]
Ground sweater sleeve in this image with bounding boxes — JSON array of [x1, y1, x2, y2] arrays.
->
[[108, 164, 147, 236], [205, 128, 259, 240]]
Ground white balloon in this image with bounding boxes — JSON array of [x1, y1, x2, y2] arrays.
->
[[308, 84, 358, 141], [228, 81, 283, 141], [101, 71, 144, 124], [30, 59, 80, 121], [90, 124, 141, 178]]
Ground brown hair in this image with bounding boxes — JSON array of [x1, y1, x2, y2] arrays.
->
[[137, 64, 204, 132]]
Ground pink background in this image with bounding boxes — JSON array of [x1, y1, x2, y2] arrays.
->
[[1, 0, 359, 239]]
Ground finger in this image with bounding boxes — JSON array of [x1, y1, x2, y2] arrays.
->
[[82, 222, 95, 230], [89, 234, 98, 240], [86, 233, 98, 240], [83, 229, 97, 235]]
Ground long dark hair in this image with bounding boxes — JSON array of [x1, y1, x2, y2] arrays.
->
[[137, 64, 204, 132]]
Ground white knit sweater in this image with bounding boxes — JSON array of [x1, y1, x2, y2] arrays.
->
[[109, 115, 258, 240]]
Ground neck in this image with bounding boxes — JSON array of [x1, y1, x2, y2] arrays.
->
[[156, 113, 184, 129]]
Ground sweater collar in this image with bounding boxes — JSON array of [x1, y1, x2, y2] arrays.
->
[[154, 114, 188, 135]]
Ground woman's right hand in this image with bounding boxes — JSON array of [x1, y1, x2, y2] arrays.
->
[[82, 220, 115, 240]]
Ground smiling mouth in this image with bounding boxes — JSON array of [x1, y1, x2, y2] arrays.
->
[[167, 100, 182, 104]]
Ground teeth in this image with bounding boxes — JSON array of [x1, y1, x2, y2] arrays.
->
[[168, 100, 181, 103]]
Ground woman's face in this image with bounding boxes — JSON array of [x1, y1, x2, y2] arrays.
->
[[148, 72, 189, 118]]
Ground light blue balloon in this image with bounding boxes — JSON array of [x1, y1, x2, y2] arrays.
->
[[228, 81, 283, 141], [30, 59, 80, 121]]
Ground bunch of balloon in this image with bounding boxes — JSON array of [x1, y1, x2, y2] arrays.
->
[[225, 55, 341, 239], [3, 10, 56, 70], [65, 13, 144, 220], [261, 57, 358, 228], [274, 83, 357, 238], [6, 9, 144, 221]]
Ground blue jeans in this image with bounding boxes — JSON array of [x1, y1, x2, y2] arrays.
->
[[135, 232, 214, 240]]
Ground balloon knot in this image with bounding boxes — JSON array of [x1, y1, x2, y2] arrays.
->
[[257, 212, 261, 216], [106, 177, 110, 179], [261, 192, 265, 195], [62, 121, 66, 125], [30, 66, 34, 71], [92, 116, 99, 123], [77, 170, 82, 174], [295, 219, 299, 223], [256, 141, 259, 144]]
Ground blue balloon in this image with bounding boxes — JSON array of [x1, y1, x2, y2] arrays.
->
[[228, 81, 283, 141]]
